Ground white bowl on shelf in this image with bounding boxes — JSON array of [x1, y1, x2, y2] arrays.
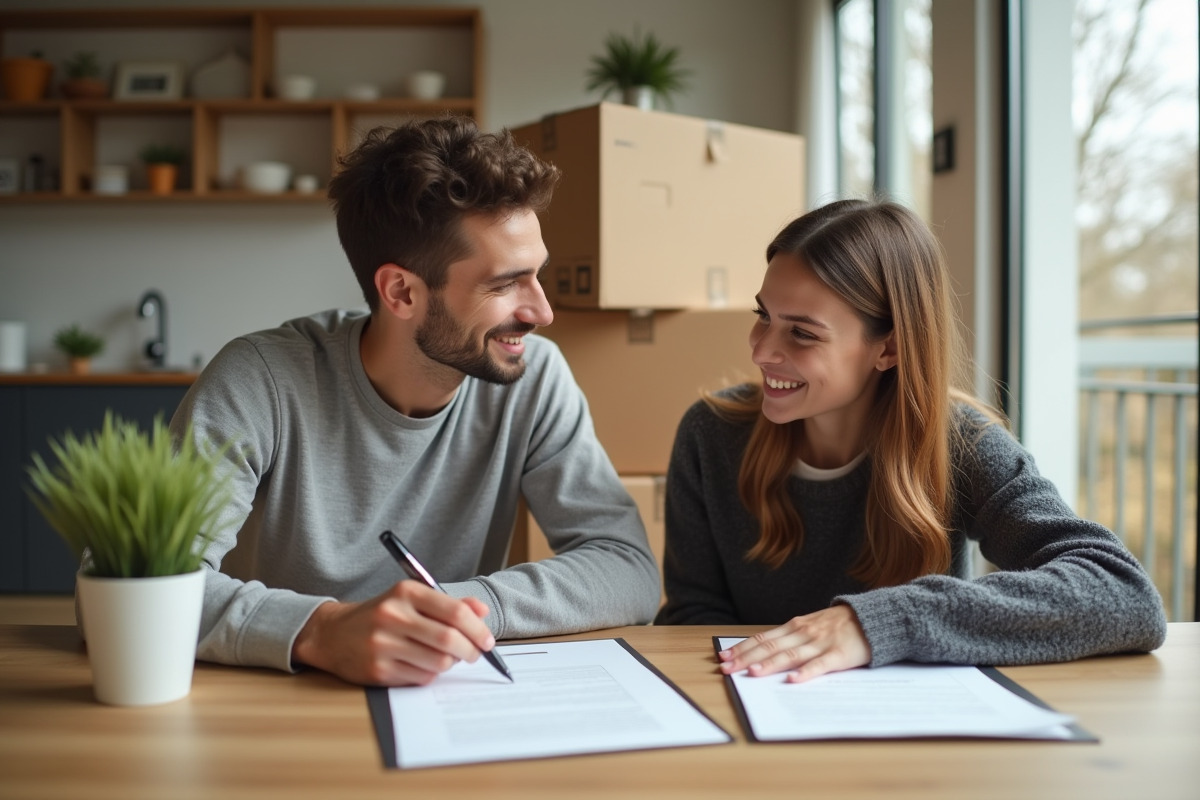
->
[[406, 70, 446, 100], [278, 74, 316, 101], [93, 165, 129, 195], [242, 161, 291, 194]]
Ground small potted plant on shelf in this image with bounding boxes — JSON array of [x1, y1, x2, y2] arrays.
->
[[1, 49, 53, 102], [25, 412, 232, 706], [139, 143, 187, 196], [53, 323, 105, 374], [585, 29, 690, 111], [60, 51, 109, 99]]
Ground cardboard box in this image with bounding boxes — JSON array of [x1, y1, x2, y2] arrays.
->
[[543, 307, 757, 475], [512, 102, 805, 310], [517, 475, 667, 607]]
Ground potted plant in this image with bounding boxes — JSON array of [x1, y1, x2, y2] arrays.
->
[[53, 323, 104, 374], [25, 412, 232, 706], [585, 29, 690, 110], [60, 51, 108, 99], [1, 49, 53, 102], [139, 143, 187, 195]]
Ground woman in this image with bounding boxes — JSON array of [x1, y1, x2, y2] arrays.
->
[[655, 199, 1167, 682]]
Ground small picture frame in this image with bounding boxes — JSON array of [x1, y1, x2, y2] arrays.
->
[[932, 126, 955, 174], [114, 61, 184, 101]]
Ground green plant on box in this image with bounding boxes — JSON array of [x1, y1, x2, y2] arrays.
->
[[53, 324, 104, 358], [585, 29, 690, 107], [25, 412, 233, 578], [139, 143, 187, 166], [64, 51, 101, 80]]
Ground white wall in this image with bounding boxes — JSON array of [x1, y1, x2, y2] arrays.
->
[[0, 0, 798, 371]]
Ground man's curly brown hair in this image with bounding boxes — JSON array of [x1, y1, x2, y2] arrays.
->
[[328, 116, 560, 310]]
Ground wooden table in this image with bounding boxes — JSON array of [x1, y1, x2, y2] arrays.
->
[[1, 623, 1196, 799]]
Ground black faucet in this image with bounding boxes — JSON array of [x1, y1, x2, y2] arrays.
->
[[137, 289, 167, 369]]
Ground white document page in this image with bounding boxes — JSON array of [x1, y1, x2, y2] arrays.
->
[[387, 638, 730, 768], [717, 637, 1076, 741]]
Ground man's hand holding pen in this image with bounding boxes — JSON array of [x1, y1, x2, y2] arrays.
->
[[290, 581, 495, 686]]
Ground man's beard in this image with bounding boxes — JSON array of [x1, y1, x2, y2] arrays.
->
[[415, 291, 533, 385]]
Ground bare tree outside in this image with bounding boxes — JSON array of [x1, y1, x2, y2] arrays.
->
[[1074, 0, 1198, 322], [1073, 0, 1197, 620]]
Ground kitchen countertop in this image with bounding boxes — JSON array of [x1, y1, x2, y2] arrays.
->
[[0, 372, 198, 386]]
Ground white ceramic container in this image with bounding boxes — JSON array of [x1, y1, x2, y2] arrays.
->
[[293, 174, 319, 194], [76, 569, 205, 706], [93, 164, 129, 195], [243, 161, 291, 193], [278, 74, 316, 100], [406, 70, 446, 100], [0, 320, 27, 371]]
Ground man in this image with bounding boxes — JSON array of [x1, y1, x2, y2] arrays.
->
[[172, 117, 659, 686]]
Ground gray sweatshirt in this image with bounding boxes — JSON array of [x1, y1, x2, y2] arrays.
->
[[654, 390, 1168, 666], [172, 311, 660, 672]]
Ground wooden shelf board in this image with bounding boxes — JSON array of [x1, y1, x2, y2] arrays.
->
[[0, 191, 330, 204]]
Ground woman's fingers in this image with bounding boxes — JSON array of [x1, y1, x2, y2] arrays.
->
[[719, 605, 871, 678]]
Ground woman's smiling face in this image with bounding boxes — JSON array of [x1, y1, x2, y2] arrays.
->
[[749, 251, 895, 431]]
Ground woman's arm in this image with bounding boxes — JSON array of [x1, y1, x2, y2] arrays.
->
[[841, 415, 1167, 667]]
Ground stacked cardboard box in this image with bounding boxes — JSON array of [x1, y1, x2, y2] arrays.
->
[[511, 102, 806, 310], [509, 104, 805, 602]]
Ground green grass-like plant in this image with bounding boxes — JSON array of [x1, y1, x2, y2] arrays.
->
[[64, 51, 102, 80], [53, 324, 105, 358], [25, 412, 232, 578], [139, 143, 187, 165], [585, 29, 691, 107]]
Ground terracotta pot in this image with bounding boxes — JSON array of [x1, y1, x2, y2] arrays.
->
[[146, 163, 178, 195], [1, 57, 53, 102], [60, 77, 109, 99], [68, 356, 91, 375]]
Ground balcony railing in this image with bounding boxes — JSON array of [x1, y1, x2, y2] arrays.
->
[[1078, 313, 1198, 621]]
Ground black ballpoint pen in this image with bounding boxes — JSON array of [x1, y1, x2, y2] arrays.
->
[[378, 530, 514, 682]]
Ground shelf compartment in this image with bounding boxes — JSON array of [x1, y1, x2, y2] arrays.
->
[[0, 6, 482, 204]]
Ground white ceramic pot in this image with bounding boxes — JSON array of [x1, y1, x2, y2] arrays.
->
[[406, 70, 446, 100], [0, 320, 27, 372], [76, 569, 205, 706], [93, 164, 129, 195], [278, 74, 316, 100], [293, 174, 319, 194], [623, 86, 655, 110], [243, 161, 291, 193]]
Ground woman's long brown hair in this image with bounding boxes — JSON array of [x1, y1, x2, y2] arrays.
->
[[708, 199, 992, 588]]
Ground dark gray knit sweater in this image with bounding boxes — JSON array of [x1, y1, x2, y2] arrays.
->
[[654, 390, 1168, 666]]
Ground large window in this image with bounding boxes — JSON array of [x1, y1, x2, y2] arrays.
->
[[835, 0, 931, 218], [836, 0, 875, 199], [1071, 0, 1198, 620]]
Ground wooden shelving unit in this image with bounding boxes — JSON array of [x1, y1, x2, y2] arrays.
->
[[0, 7, 484, 203]]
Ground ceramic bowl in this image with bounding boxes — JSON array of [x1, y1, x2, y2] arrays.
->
[[278, 74, 315, 101], [93, 164, 129, 195], [406, 70, 446, 100], [243, 161, 291, 194]]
